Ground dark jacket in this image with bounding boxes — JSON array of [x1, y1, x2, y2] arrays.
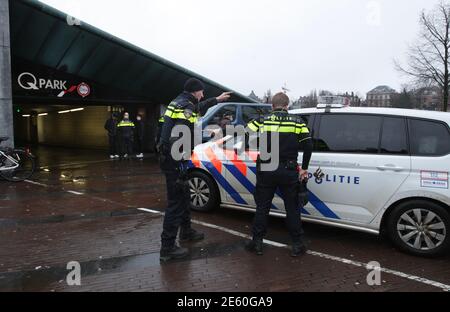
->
[[247, 109, 313, 170], [117, 119, 135, 139], [104, 118, 118, 136], [160, 92, 218, 154], [135, 120, 144, 140]]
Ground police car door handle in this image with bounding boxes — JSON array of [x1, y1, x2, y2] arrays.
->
[[376, 164, 404, 172]]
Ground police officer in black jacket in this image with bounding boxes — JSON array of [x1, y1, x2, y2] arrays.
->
[[246, 92, 313, 257], [135, 114, 145, 158], [117, 112, 135, 158], [159, 78, 232, 261], [104, 113, 119, 159]]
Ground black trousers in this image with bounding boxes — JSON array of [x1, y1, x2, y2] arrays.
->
[[108, 135, 119, 155], [121, 136, 134, 156], [252, 166, 304, 243], [161, 164, 191, 249], [135, 137, 144, 154]]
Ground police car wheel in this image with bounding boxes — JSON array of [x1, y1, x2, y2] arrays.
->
[[387, 200, 450, 257], [188, 171, 219, 212]]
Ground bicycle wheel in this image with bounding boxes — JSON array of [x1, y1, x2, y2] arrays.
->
[[0, 150, 36, 182]]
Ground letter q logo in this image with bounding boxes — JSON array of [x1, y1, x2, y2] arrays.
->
[[18, 72, 39, 90]]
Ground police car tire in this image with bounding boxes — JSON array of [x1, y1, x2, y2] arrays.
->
[[188, 171, 219, 212], [387, 200, 450, 257]]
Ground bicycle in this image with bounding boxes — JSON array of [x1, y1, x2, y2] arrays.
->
[[0, 137, 36, 182]]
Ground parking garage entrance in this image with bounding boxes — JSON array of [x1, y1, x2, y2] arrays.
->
[[6, 0, 253, 154]]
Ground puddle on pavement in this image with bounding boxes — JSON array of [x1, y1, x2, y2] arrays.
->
[[0, 241, 246, 291]]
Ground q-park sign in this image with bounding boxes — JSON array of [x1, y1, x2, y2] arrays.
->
[[17, 72, 90, 98]]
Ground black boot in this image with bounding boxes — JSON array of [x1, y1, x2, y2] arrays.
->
[[160, 246, 189, 262], [179, 228, 205, 242], [291, 242, 307, 257], [245, 239, 264, 256]]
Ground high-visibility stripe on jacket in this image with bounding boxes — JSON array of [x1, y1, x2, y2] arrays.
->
[[117, 121, 135, 127], [117, 120, 135, 138], [159, 91, 218, 156], [246, 109, 312, 165]]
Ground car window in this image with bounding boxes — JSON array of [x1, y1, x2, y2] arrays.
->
[[242, 106, 271, 124], [409, 119, 450, 156], [316, 114, 382, 154], [380, 117, 408, 155], [208, 106, 237, 126]]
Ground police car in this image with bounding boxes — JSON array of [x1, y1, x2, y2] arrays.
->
[[186, 105, 450, 257]]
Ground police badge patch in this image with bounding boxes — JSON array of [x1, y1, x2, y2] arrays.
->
[[184, 109, 193, 119]]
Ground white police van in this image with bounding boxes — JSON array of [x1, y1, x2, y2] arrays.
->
[[187, 105, 450, 257]]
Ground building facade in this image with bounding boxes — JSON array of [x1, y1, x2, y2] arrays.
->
[[366, 86, 397, 107]]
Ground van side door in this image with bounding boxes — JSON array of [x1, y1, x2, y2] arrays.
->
[[305, 114, 411, 224]]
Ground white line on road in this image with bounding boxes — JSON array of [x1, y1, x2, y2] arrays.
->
[[39, 159, 114, 170], [66, 190, 84, 195], [138, 208, 450, 292], [137, 208, 163, 215], [25, 180, 84, 196], [24, 180, 50, 187]]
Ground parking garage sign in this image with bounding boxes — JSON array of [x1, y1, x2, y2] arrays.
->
[[17, 72, 90, 99]]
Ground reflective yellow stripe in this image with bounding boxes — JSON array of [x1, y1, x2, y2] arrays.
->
[[248, 123, 259, 132], [165, 110, 175, 118], [117, 122, 135, 127], [260, 122, 308, 134], [165, 105, 198, 119], [263, 126, 299, 133], [264, 121, 297, 126], [299, 126, 309, 134], [167, 112, 198, 123], [264, 121, 307, 128], [159, 117, 164, 122]]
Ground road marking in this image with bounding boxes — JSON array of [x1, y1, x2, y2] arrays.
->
[[25, 180, 85, 196], [39, 159, 114, 170], [24, 180, 50, 188], [137, 208, 163, 215], [66, 190, 84, 195], [139, 208, 450, 292]]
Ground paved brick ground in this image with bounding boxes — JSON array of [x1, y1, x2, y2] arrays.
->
[[0, 147, 449, 292]]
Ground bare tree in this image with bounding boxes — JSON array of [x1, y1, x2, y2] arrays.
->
[[395, 1, 450, 112]]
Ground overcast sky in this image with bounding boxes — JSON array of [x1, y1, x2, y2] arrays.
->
[[40, 0, 439, 99]]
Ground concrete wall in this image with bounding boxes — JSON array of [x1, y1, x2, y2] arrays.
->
[[0, 0, 14, 147], [37, 106, 110, 149], [13, 114, 31, 142]]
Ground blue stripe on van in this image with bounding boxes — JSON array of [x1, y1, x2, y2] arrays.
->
[[308, 191, 340, 219]]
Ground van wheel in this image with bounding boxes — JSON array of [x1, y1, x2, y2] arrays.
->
[[188, 171, 219, 212], [387, 200, 450, 257]]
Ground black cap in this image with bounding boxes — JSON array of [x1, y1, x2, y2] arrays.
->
[[184, 78, 205, 93]]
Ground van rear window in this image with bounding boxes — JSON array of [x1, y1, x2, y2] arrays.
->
[[409, 119, 450, 157]]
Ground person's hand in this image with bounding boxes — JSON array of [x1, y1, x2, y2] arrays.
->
[[216, 92, 233, 102], [299, 169, 309, 182]]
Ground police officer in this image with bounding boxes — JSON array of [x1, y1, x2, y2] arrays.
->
[[159, 78, 232, 261], [104, 112, 120, 159], [135, 114, 145, 159], [245, 92, 313, 257], [117, 112, 135, 158], [155, 116, 165, 153]]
